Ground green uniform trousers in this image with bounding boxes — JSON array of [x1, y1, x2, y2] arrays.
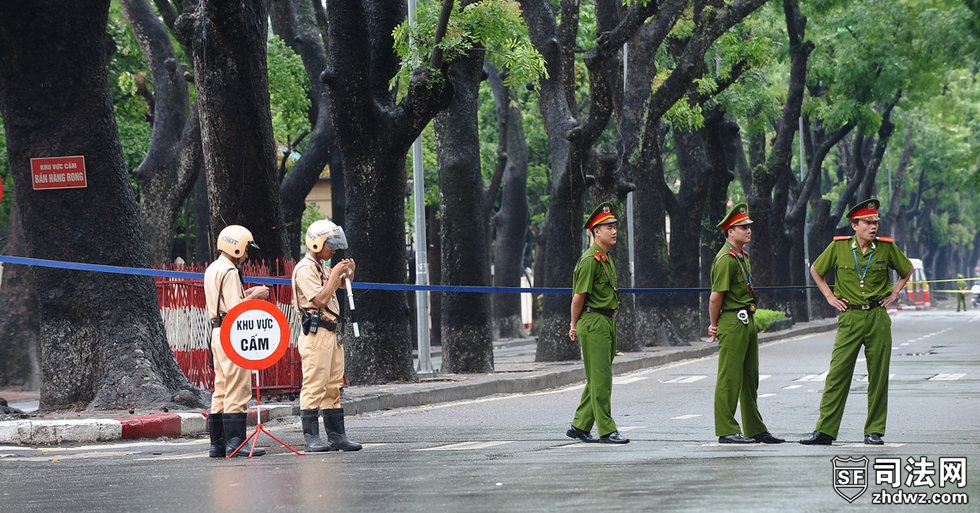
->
[[572, 312, 618, 437], [815, 307, 892, 439], [714, 311, 767, 437]]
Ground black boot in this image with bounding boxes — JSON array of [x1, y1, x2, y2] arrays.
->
[[208, 412, 225, 458], [323, 408, 362, 451], [223, 412, 266, 457], [301, 409, 331, 452]]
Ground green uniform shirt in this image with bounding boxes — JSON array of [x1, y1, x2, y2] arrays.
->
[[572, 243, 620, 310], [812, 236, 913, 305], [710, 243, 755, 310]]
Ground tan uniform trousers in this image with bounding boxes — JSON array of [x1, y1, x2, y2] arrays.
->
[[299, 326, 344, 410], [210, 328, 253, 414]]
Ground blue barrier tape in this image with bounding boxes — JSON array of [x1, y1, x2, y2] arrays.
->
[[0, 255, 813, 295]]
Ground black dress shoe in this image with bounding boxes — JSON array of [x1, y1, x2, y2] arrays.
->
[[751, 432, 786, 444], [799, 431, 834, 445], [718, 433, 757, 444], [864, 432, 884, 445], [599, 431, 630, 444], [566, 425, 599, 443]]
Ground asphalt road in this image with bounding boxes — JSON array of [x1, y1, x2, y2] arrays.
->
[[1, 309, 978, 512]]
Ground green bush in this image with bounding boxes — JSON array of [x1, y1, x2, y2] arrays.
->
[[754, 308, 786, 332]]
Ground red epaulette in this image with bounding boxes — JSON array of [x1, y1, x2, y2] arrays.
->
[[833, 235, 850, 241], [875, 236, 895, 243]]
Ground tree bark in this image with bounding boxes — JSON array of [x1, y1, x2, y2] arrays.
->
[[269, 0, 341, 259], [487, 64, 530, 340], [434, 44, 493, 374], [185, 0, 288, 262], [0, 199, 41, 389], [120, 0, 198, 265], [321, 0, 451, 384], [0, 0, 204, 410]]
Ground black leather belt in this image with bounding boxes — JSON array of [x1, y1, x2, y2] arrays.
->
[[723, 304, 757, 313], [847, 303, 881, 311], [585, 306, 617, 318]]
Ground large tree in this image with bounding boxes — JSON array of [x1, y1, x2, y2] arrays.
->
[[0, 0, 204, 410], [320, 0, 452, 384], [120, 0, 201, 265], [486, 63, 530, 339], [177, 0, 289, 261], [433, 28, 494, 373]]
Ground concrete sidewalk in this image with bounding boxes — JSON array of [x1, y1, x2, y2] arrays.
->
[[0, 319, 837, 445]]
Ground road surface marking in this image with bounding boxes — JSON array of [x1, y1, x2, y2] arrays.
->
[[419, 441, 512, 451], [662, 376, 707, 384]]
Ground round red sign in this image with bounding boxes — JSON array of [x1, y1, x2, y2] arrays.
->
[[219, 299, 290, 370]]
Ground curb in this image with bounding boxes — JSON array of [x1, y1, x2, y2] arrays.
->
[[0, 321, 837, 445]]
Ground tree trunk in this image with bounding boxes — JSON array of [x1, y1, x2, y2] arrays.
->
[[269, 0, 340, 259], [487, 65, 530, 340], [321, 0, 450, 384], [0, 0, 204, 410], [0, 199, 41, 389], [187, 0, 288, 262], [120, 0, 197, 265], [668, 128, 714, 342], [434, 46, 493, 374]]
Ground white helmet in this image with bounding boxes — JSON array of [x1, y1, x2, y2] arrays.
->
[[217, 225, 259, 257], [306, 219, 348, 252]]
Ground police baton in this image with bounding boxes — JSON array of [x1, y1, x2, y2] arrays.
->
[[345, 277, 360, 337]]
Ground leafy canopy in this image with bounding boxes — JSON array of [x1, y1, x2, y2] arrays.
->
[[392, 0, 547, 91]]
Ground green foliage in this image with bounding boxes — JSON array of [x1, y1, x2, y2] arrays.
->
[[301, 202, 324, 247], [107, 3, 153, 172], [753, 308, 786, 332], [392, 0, 547, 91], [267, 36, 311, 149], [663, 8, 783, 133], [805, 0, 976, 133]]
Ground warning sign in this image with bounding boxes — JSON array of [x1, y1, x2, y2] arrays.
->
[[31, 155, 87, 190], [219, 300, 290, 370]]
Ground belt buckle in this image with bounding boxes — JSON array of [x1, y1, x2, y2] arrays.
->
[[736, 309, 750, 325]]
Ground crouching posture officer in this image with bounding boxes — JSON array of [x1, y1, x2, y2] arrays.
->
[[566, 202, 629, 444], [292, 219, 361, 451], [800, 199, 912, 446], [707, 204, 784, 444], [205, 225, 270, 457]]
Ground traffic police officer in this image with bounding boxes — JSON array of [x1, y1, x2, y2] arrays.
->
[[292, 219, 361, 451], [566, 202, 629, 444], [708, 203, 784, 444], [800, 199, 913, 445], [204, 225, 270, 457]]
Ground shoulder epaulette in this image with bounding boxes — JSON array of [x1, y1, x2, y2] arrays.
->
[[833, 235, 850, 241], [875, 236, 895, 243]]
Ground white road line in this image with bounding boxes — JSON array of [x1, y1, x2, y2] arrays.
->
[[418, 441, 513, 451], [930, 373, 966, 381], [662, 376, 707, 384], [759, 375, 771, 381], [671, 414, 701, 420], [759, 393, 776, 398], [783, 384, 803, 390]]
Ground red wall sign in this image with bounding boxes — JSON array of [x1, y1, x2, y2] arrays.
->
[[30, 155, 87, 190]]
